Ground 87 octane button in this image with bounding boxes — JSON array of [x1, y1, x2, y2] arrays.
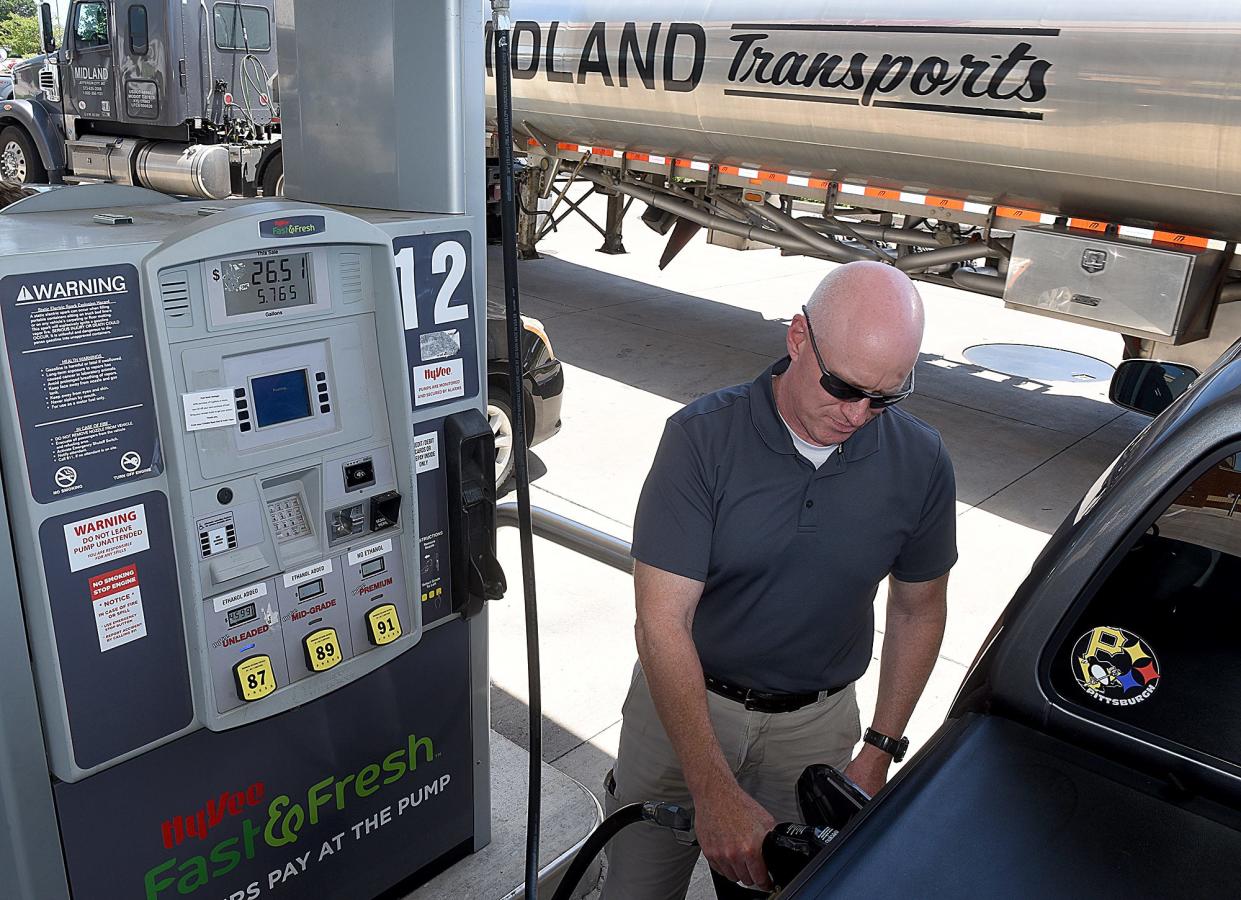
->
[[304, 627, 343, 672], [234, 655, 277, 702], [366, 604, 402, 646]]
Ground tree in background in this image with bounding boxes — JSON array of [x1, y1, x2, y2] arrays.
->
[[0, 0, 42, 59], [0, 1, 37, 19], [0, 15, 40, 57]]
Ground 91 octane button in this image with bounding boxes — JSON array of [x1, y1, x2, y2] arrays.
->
[[234, 655, 277, 702], [304, 627, 342, 672], [366, 604, 402, 646]]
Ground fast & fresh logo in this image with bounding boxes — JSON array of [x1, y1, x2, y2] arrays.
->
[[259, 216, 326, 239], [143, 732, 448, 899]]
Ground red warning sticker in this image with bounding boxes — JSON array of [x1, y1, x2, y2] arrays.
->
[[88, 563, 147, 651], [63, 503, 149, 572]]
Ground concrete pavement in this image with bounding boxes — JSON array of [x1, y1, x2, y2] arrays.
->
[[485, 196, 1145, 897]]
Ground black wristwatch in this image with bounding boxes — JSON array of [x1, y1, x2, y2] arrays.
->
[[863, 728, 909, 763]]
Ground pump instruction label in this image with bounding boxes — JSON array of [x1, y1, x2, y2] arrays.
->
[[0, 264, 163, 504]]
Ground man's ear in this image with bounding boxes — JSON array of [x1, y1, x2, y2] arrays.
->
[[788, 315, 807, 360]]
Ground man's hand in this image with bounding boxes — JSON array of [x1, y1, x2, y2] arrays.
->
[[695, 783, 776, 889], [842, 745, 892, 798]]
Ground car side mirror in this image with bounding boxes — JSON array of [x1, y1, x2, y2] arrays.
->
[[1109, 359, 1199, 417], [39, 3, 58, 55]]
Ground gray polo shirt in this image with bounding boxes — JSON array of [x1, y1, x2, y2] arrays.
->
[[632, 357, 957, 693]]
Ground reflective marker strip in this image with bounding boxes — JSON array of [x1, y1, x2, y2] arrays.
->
[[1069, 218, 1109, 233], [1153, 231, 1210, 249], [528, 139, 1221, 253]]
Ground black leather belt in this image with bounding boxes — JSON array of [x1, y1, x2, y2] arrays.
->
[[704, 673, 844, 713]]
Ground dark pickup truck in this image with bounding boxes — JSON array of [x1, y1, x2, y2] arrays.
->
[[787, 348, 1241, 896]]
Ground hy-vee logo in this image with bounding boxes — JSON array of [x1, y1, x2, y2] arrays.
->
[[14, 274, 127, 303], [72, 66, 109, 81]]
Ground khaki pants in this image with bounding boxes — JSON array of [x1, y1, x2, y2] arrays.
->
[[600, 665, 861, 900]]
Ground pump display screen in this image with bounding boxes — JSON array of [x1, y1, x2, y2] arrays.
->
[[221, 253, 314, 316], [251, 370, 312, 427], [226, 603, 257, 628]]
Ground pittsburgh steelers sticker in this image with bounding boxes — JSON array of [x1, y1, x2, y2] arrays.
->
[[1072, 626, 1160, 707]]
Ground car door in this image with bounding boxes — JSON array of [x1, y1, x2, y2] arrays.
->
[[65, 0, 118, 121]]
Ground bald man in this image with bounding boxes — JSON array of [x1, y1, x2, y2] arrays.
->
[[601, 262, 956, 899]]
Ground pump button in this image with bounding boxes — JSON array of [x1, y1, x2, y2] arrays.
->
[[366, 604, 402, 646], [303, 627, 343, 672], [234, 655, 277, 702]]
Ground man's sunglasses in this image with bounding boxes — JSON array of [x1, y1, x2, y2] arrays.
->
[[801, 306, 915, 409]]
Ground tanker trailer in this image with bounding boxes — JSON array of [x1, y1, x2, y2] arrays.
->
[[485, 2, 1241, 374]]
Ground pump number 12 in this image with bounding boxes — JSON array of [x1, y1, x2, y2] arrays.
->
[[395, 239, 470, 330]]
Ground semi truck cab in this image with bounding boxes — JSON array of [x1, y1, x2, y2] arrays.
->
[[2, 0, 283, 198]]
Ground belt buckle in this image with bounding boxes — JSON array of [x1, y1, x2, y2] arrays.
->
[[743, 690, 764, 712]]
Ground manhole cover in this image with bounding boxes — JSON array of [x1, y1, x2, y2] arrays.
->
[[962, 343, 1114, 384]]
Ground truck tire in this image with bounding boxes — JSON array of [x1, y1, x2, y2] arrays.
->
[[0, 126, 47, 184], [261, 152, 283, 197]]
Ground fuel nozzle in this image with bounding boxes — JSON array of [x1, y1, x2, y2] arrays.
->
[[757, 764, 874, 891], [762, 822, 839, 890]]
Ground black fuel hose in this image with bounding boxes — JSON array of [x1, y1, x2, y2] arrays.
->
[[550, 802, 693, 900], [489, 3, 544, 899]]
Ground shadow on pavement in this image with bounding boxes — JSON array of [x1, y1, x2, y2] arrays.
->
[[486, 251, 1145, 535]]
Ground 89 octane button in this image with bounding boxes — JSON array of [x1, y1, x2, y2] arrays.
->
[[303, 627, 343, 672], [234, 655, 277, 702], [366, 604, 402, 646]]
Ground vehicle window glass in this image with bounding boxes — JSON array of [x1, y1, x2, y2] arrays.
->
[[129, 6, 148, 56], [74, 1, 110, 49], [213, 3, 272, 52], [1051, 450, 1241, 765]]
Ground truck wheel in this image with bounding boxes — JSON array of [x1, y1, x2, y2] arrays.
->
[[0, 126, 47, 184], [261, 153, 283, 197]]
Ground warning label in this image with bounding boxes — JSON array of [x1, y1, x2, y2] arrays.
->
[[413, 358, 465, 406], [88, 564, 147, 651], [0, 264, 162, 504], [63, 503, 150, 573]]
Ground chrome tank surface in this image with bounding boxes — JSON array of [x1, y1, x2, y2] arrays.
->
[[488, 3, 1241, 237], [135, 143, 232, 200]]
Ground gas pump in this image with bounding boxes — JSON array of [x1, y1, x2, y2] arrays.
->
[[0, 2, 500, 898]]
